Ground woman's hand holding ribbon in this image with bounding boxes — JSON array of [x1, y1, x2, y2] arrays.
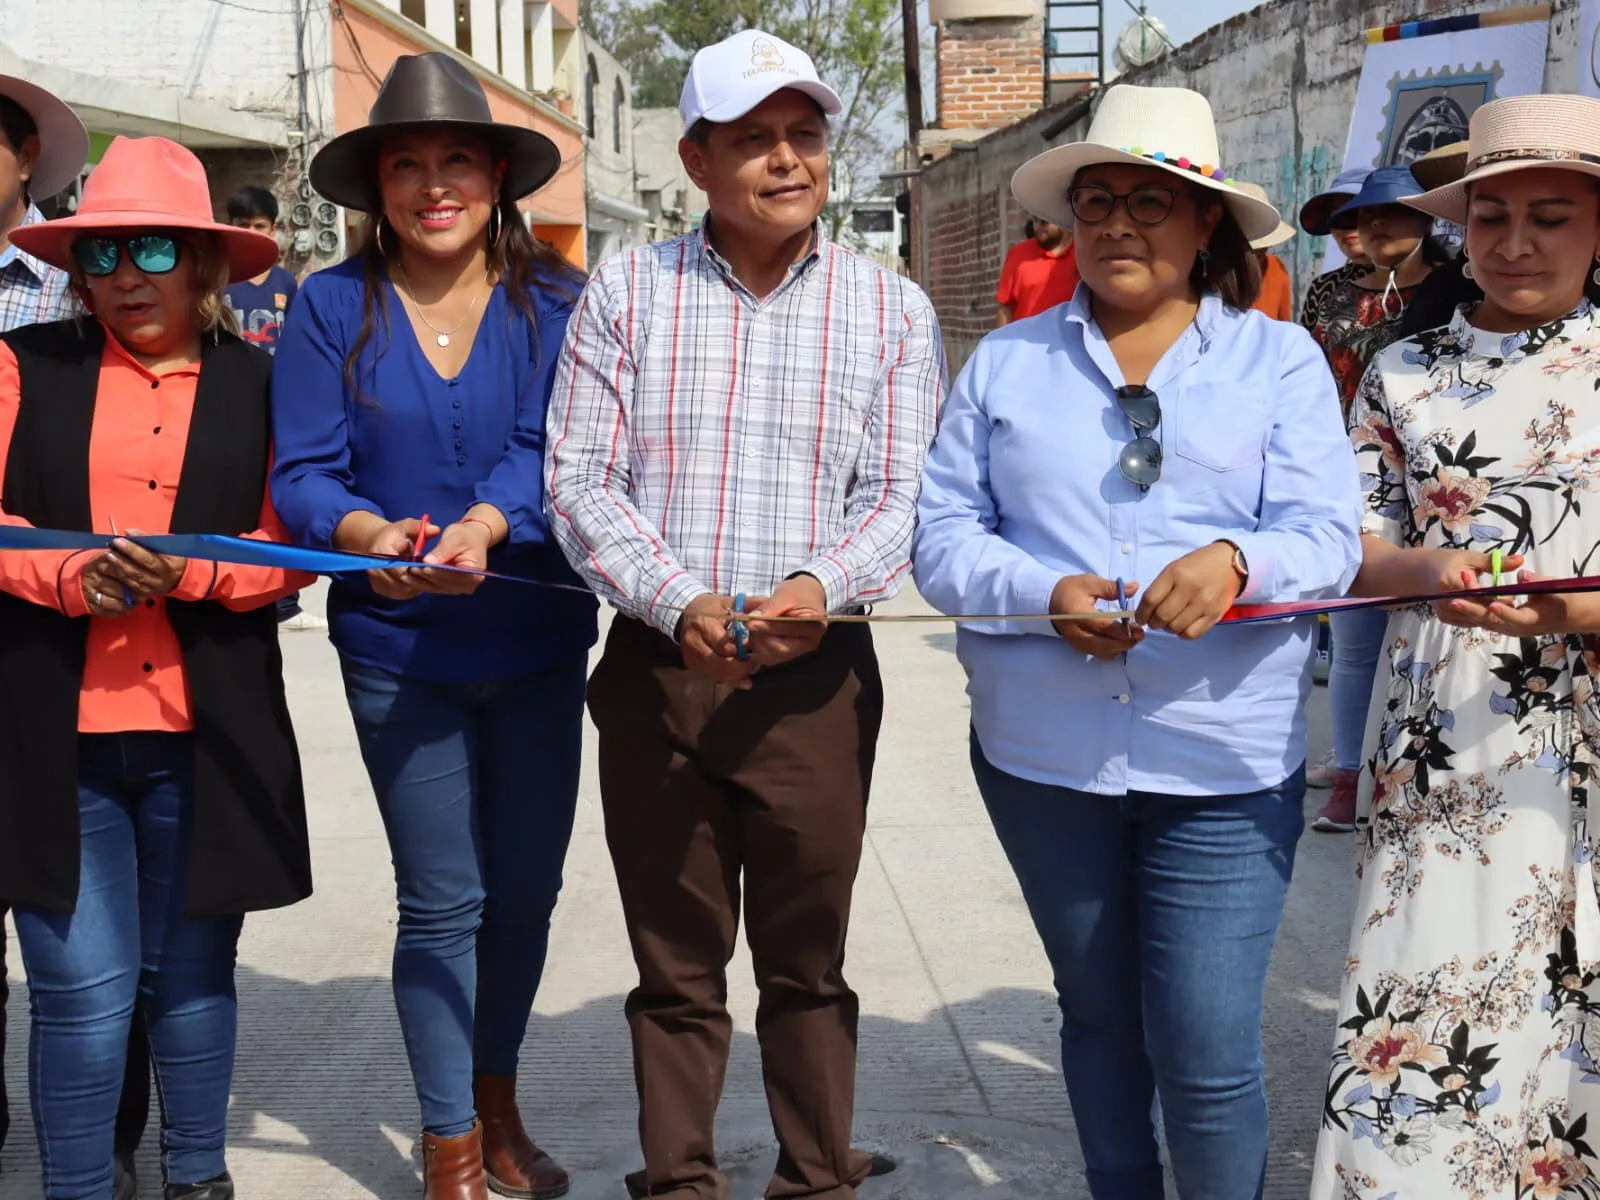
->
[[1050, 574, 1143, 659]]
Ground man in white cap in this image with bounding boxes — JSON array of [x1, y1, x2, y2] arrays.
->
[[546, 26, 944, 1200], [0, 74, 88, 332]]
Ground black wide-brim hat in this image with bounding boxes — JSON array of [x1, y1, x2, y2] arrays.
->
[[310, 52, 562, 212]]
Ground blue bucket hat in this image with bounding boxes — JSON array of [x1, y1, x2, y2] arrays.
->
[[1298, 167, 1373, 236], [1327, 165, 1427, 229]]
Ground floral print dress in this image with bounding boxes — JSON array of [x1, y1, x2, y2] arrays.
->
[[1311, 302, 1600, 1200]]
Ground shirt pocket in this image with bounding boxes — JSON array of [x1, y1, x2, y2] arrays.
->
[[1169, 384, 1270, 473]]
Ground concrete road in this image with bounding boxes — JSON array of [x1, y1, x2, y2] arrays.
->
[[0, 585, 1351, 1199]]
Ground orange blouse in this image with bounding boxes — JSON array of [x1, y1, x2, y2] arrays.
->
[[1253, 254, 1294, 323], [0, 329, 314, 734]]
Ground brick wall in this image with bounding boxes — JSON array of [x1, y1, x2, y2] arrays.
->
[[914, 0, 1585, 373], [935, 12, 1046, 131]]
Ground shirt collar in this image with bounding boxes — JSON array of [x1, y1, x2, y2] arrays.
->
[[2, 203, 63, 287], [1063, 287, 1221, 386], [99, 322, 203, 382], [695, 217, 826, 296]]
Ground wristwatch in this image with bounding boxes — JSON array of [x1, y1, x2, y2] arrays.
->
[[1216, 539, 1250, 589]]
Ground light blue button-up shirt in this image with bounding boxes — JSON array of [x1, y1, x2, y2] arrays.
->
[[912, 290, 1362, 797]]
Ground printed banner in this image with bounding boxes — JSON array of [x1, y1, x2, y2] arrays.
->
[[1322, 9, 1550, 268], [1583, 0, 1600, 97]]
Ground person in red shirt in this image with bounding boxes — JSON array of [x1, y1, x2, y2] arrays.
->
[[1, 135, 313, 1200], [1238, 182, 1295, 321], [995, 217, 1080, 324]]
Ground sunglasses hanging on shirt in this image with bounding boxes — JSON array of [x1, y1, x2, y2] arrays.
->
[[1115, 384, 1163, 490]]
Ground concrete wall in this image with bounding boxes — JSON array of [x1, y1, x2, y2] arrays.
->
[[914, 0, 1585, 372], [0, 0, 304, 125], [582, 34, 643, 266]]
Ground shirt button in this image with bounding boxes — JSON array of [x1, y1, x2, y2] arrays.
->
[[1121, 542, 1133, 554], [142, 662, 154, 673], [147, 480, 157, 489], [452, 399, 462, 409], [145, 599, 155, 608], [149, 379, 159, 390], [457, 456, 467, 465], [452, 417, 462, 428], [1117, 693, 1130, 704], [152, 426, 161, 435]]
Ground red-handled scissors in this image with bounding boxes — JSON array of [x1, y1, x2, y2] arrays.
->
[[412, 514, 430, 561]]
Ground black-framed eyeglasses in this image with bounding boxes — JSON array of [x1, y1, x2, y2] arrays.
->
[[1068, 184, 1179, 227], [70, 234, 184, 278], [1116, 384, 1162, 490]]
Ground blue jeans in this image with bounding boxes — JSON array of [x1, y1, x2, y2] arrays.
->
[[341, 655, 587, 1136], [13, 733, 243, 1199], [1328, 608, 1388, 770], [971, 733, 1304, 1200]]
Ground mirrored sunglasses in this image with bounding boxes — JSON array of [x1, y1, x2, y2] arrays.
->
[[71, 234, 184, 278]]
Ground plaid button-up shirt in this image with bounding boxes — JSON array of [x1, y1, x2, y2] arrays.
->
[[546, 224, 945, 637], [0, 204, 78, 333]]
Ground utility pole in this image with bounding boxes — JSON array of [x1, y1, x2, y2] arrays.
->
[[902, 0, 924, 149]]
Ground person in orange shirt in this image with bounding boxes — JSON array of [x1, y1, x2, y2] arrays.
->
[[995, 216, 1080, 324], [1237, 182, 1296, 321], [0, 136, 314, 1200]]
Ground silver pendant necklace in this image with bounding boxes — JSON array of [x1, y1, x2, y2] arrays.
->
[[394, 264, 484, 348]]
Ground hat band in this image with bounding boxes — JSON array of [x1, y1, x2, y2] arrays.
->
[[1119, 147, 1236, 186], [1468, 147, 1600, 172]]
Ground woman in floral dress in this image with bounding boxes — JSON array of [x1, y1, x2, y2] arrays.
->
[[1312, 93, 1600, 1200]]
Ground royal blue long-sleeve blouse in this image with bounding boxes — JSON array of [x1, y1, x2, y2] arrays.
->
[[270, 257, 597, 684]]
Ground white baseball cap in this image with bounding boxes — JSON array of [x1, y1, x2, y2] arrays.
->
[[678, 29, 843, 132]]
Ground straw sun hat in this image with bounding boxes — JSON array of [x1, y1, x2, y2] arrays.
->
[[1235, 182, 1295, 250], [1404, 94, 1600, 224], [1011, 85, 1281, 244]]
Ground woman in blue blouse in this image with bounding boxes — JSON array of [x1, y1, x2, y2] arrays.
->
[[912, 86, 1362, 1200], [270, 55, 594, 1200]]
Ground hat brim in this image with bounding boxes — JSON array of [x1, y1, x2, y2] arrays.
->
[[1251, 220, 1296, 251], [1299, 190, 1359, 236], [309, 120, 563, 212], [10, 212, 282, 284], [0, 75, 90, 200], [1409, 144, 1469, 194], [695, 79, 844, 126], [1011, 144, 1281, 244], [1400, 157, 1600, 224]]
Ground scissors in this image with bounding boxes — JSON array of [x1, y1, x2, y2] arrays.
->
[[411, 514, 431, 561], [731, 592, 751, 662], [107, 519, 137, 609]]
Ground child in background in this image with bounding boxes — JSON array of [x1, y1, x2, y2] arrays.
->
[[224, 186, 326, 632]]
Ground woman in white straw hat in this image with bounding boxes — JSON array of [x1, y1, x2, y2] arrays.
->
[[1311, 92, 1600, 1199], [913, 84, 1362, 1199]]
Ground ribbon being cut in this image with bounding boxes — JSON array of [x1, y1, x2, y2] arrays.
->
[[2, 523, 1586, 628]]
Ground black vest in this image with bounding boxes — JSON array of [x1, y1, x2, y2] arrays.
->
[[0, 320, 312, 916]]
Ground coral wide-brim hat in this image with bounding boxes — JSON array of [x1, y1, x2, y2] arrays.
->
[[1403, 94, 1600, 224], [10, 136, 280, 283], [1011, 85, 1281, 244]]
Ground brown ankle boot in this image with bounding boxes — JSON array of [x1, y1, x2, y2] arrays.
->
[[422, 1121, 489, 1200], [473, 1074, 570, 1199]]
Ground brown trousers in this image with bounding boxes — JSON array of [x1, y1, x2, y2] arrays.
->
[[588, 617, 884, 1200]]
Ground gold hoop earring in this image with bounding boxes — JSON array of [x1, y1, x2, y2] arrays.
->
[[374, 215, 390, 258], [488, 205, 503, 249]]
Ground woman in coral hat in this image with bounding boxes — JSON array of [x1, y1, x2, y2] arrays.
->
[[0, 135, 314, 1200]]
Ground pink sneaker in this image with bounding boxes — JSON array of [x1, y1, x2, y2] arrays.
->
[[1312, 770, 1359, 832], [1305, 750, 1337, 789]]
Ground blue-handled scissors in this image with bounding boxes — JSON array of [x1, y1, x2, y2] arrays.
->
[[1116, 577, 1130, 619], [732, 592, 751, 661], [108, 519, 136, 609]]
